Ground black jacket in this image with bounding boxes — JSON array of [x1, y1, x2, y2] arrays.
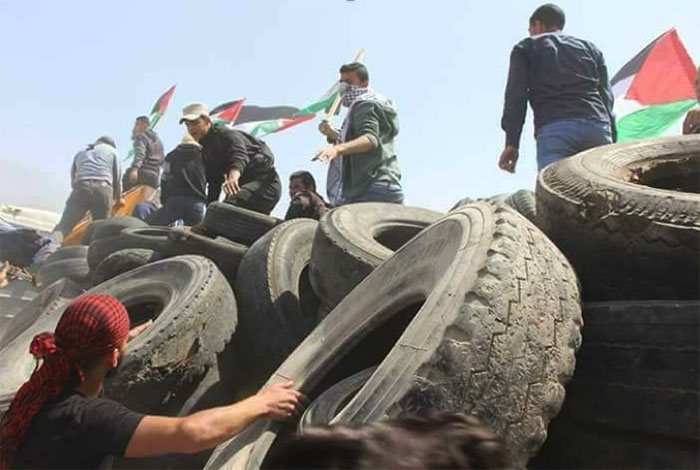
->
[[160, 143, 207, 203], [501, 32, 616, 147], [199, 124, 277, 203]]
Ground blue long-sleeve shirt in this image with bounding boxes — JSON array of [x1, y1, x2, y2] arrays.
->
[[501, 31, 615, 148]]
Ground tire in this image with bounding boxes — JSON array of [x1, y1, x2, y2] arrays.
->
[[0, 278, 82, 351], [309, 203, 442, 312], [536, 135, 700, 300], [234, 219, 321, 386], [203, 201, 281, 246], [90, 216, 148, 241], [38, 258, 90, 288], [206, 201, 582, 469], [504, 189, 536, 224], [531, 300, 699, 470], [168, 227, 248, 282], [449, 196, 473, 211], [87, 228, 174, 271], [81, 219, 105, 245], [44, 245, 88, 264], [100, 256, 237, 412], [92, 248, 165, 286]]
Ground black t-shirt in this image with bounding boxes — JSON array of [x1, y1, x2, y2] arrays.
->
[[14, 390, 144, 469], [160, 143, 207, 203]]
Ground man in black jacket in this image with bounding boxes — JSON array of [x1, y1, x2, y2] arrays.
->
[[180, 103, 282, 215], [133, 133, 208, 226], [498, 4, 615, 173], [124, 116, 165, 190]]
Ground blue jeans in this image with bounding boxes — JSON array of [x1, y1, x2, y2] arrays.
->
[[146, 196, 206, 227], [536, 118, 612, 170], [345, 182, 404, 205]]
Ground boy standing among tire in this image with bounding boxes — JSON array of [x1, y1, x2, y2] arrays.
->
[[316, 62, 404, 204], [498, 4, 615, 172], [123, 116, 165, 191], [180, 103, 282, 215], [285, 170, 329, 221]]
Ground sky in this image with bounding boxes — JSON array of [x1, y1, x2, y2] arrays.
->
[[0, 0, 698, 218]]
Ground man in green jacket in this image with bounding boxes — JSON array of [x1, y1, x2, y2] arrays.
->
[[316, 62, 403, 204]]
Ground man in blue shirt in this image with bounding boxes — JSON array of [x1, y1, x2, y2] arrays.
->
[[498, 4, 615, 173]]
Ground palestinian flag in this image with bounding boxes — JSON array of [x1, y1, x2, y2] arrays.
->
[[123, 85, 176, 164], [612, 29, 697, 142], [232, 83, 340, 137], [211, 98, 246, 124], [148, 84, 177, 129]]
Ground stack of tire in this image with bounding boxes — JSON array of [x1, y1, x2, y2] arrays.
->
[[530, 135, 700, 469]]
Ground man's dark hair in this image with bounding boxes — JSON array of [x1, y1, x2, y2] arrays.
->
[[530, 3, 565, 30], [339, 62, 369, 82], [135, 115, 150, 125], [267, 412, 507, 469], [290, 170, 316, 192]]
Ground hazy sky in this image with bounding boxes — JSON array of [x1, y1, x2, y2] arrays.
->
[[1, 0, 697, 217]]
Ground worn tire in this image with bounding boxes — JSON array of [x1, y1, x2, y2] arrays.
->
[[97, 255, 237, 412], [504, 189, 536, 224], [87, 228, 174, 270], [0, 279, 82, 351], [206, 202, 582, 469], [234, 219, 321, 386], [90, 216, 149, 241], [536, 135, 700, 300], [44, 245, 88, 264], [92, 248, 165, 286], [203, 202, 281, 246], [38, 257, 90, 288], [168, 227, 248, 282], [309, 203, 442, 312], [531, 300, 699, 469]]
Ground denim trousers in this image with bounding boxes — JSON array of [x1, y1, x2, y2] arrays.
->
[[536, 118, 612, 170], [147, 196, 205, 227], [345, 182, 404, 205]]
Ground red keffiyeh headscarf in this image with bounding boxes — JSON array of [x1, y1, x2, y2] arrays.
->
[[0, 294, 130, 469]]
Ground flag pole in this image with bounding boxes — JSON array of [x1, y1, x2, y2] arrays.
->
[[324, 47, 367, 122]]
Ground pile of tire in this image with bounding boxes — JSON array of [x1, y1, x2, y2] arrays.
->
[[529, 135, 700, 468]]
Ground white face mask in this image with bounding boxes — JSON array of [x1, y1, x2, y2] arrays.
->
[[337, 82, 351, 96]]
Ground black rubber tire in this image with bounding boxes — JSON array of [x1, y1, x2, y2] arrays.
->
[[536, 135, 700, 300], [0, 287, 78, 411], [38, 258, 90, 288], [168, 227, 248, 282], [96, 255, 238, 412], [92, 248, 165, 286], [0, 278, 82, 351], [203, 201, 281, 246], [504, 189, 536, 224], [44, 245, 88, 264], [234, 219, 321, 386], [90, 216, 149, 241], [81, 219, 105, 245], [206, 201, 582, 469], [531, 300, 699, 470], [449, 196, 474, 211], [87, 228, 174, 271], [309, 203, 442, 312], [298, 367, 376, 432]]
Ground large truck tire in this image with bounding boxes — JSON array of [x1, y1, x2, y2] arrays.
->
[[0, 279, 82, 352], [90, 216, 149, 241], [504, 189, 536, 224], [203, 202, 281, 246], [234, 219, 321, 386], [531, 300, 699, 469], [37, 257, 90, 288], [91, 248, 165, 286], [206, 202, 582, 469], [309, 203, 442, 312], [87, 227, 173, 270], [44, 245, 88, 264], [536, 135, 700, 300], [0, 256, 238, 416], [168, 227, 248, 282]]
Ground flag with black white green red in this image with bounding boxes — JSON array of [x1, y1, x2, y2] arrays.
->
[[232, 83, 340, 137], [148, 84, 177, 129], [211, 99, 246, 124], [612, 29, 697, 142]]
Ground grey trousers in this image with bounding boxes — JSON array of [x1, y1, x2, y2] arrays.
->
[[54, 180, 114, 237]]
